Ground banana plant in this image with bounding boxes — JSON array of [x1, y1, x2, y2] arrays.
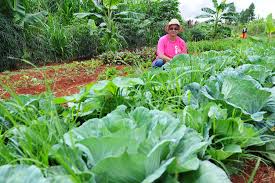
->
[[0, 0, 47, 27], [266, 13, 275, 39], [74, 0, 140, 51], [196, 0, 237, 36]]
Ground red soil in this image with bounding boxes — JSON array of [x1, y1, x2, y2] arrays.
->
[[0, 64, 125, 98], [231, 161, 275, 183]]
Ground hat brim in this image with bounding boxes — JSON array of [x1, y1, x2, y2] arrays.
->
[[164, 24, 184, 33]]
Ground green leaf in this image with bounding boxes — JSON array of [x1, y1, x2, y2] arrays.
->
[[221, 77, 271, 120], [145, 140, 172, 175], [183, 160, 231, 183], [20, 11, 47, 26], [129, 107, 152, 127], [0, 165, 46, 183], [169, 142, 207, 173], [208, 144, 242, 160], [168, 130, 207, 173], [183, 106, 209, 134], [103, 0, 121, 8], [264, 87, 275, 113], [77, 136, 138, 165], [142, 158, 175, 183], [92, 152, 146, 183], [215, 118, 262, 147], [215, 117, 243, 136], [182, 82, 208, 109], [236, 64, 272, 84], [50, 144, 88, 173], [208, 104, 228, 120], [265, 142, 275, 163], [112, 77, 144, 88], [90, 80, 118, 95], [266, 13, 275, 34], [45, 175, 75, 183], [63, 105, 128, 145]]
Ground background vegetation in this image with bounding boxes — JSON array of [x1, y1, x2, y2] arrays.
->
[[0, 0, 274, 71]]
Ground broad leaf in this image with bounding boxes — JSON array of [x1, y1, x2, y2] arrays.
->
[[0, 165, 45, 183], [77, 136, 138, 165], [208, 144, 242, 160], [221, 76, 271, 121], [183, 160, 231, 183], [103, 0, 121, 8], [92, 152, 146, 183], [266, 13, 275, 34]]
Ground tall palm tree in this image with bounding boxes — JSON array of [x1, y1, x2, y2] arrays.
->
[[196, 0, 236, 36]]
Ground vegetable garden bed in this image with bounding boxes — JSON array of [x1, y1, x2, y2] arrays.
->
[[0, 41, 274, 183], [0, 60, 128, 98]]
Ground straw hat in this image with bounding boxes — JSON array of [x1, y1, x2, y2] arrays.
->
[[165, 18, 184, 33]]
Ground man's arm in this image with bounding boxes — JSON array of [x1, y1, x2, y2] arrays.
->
[[158, 53, 172, 62]]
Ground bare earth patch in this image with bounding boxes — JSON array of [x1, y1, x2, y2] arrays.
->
[[231, 160, 275, 183], [0, 60, 126, 98]]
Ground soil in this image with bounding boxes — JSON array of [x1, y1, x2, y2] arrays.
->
[[231, 160, 275, 183], [0, 61, 126, 98]]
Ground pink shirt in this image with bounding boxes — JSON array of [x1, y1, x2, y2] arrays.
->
[[156, 34, 187, 59]]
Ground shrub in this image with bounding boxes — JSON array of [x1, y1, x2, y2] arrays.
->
[[97, 47, 156, 65], [67, 21, 101, 58], [23, 18, 101, 66], [188, 38, 241, 53], [215, 25, 232, 38], [24, 26, 55, 64], [0, 15, 24, 71]]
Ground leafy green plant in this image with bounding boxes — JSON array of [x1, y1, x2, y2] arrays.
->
[[98, 47, 156, 65], [1, 35, 275, 183], [98, 67, 119, 80], [0, 15, 24, 71], [74, 0, 133, 51], [265, 13, 275, 38], [196, 0, 236, 37], [120, 0, 183, 47], [42, 15, 70, 58], [0, 0, 47, 28]]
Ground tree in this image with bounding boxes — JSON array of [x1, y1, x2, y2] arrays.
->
[[196, 0, 237, 36], [239, 3, 255, 24]]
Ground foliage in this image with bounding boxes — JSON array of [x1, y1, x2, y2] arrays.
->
[[187, 38, 241, 53], [98, 47, 156, 65], [1, 40, 275, 182], [0, 0, 183, 69], [265, 13, 275, 38], [22, 17, 101, 64], [0, 15, 25, 71], [74, 0, 130, 51], [232, 19, 266, 37], [183, 23, 212, 41], [0, 0, 47, 28], [239, 3, 255, 24], [120, 0, 183, 47], [196, 0, 237, 36]]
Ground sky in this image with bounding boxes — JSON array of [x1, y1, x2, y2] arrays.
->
[[179, 0, 275, 20]]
